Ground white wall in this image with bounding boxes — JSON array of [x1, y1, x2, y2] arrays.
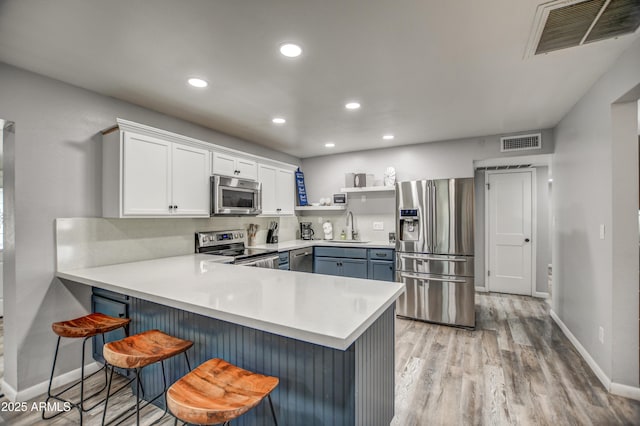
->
[[301, 130, 554, 202], [0, 61, 299, 397], [553, 38, 640, 387], [301, 131, 554, 290]]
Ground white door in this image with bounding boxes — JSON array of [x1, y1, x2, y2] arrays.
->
[[258, 164, 278, 214], [122, 132, 172, 216], [276, 169, 295, 215], [171, 144, 210, 216], [487, 170, 534, 295]]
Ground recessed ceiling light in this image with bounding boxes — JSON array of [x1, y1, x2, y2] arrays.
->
[[280, 43, 302, 58], [187, 78, 208, 88], [548, 178, 553, 183], [345, 102, 361, 110], [272, 117, 286, 124], [383, 134, 395, 140], [325, 142, 335, 148]]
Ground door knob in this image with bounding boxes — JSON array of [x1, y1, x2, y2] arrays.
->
[[525, 238, 530, 242]]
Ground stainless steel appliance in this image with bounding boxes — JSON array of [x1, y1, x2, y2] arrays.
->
[[196, 229, 278, 268], [395, 178, 475, 327], [211, 175, 262, 216], [300, 222, 314, 240], [290, 247, 313, 272]]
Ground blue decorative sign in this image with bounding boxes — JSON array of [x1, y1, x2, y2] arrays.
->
[[295, 168, 308, 206]]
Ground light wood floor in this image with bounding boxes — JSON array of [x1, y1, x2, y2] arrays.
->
[[393, 293, 640, 425], [0, 293, 639, 425]]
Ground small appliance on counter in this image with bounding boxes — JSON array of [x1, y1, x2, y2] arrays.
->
[[266, 221, 278, 244], [300, 222, 314, 240], [322, 221, 333, 240]]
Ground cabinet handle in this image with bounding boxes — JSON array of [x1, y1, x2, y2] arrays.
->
[[375, 253, 388, 257], [174, 205, 178, 209], [169, 205, 173, 210]]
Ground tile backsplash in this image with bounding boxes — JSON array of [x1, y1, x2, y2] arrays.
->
[[56, 216, 299, 270]]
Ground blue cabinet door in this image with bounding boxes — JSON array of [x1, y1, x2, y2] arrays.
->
[[369, 260, 395, 282], [342, 258, 368, 279], [91, 295, 129, 370], [314, 257, 342, 276]]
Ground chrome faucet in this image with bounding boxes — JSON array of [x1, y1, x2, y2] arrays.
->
[[346, 211, 357, 240]]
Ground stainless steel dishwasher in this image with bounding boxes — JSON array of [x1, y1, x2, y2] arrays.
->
[[290, 247, 313, 272]]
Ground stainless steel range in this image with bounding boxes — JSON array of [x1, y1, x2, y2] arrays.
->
[[196, 229, 279, 268]]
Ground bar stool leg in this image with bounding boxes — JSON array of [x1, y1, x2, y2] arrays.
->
[[101, 364, 115, 426], [135, 368, 141, 425], [267, 394, 278, 426], [41, 336, 61, 421]]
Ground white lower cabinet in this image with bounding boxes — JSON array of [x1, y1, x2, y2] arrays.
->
[[104, 130, 210, 218], [258, 164, 295, 215]]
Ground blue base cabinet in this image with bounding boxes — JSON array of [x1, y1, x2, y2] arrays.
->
[[314, 247, 396, 281], [278, 251, 290, 270], [367, 249, 395, 281], [314, 247, 368, 279]]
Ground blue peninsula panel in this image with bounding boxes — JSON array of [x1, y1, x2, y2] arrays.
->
[[92, 288, 395, 426]]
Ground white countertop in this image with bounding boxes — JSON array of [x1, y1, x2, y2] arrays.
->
[[57, 254, 404, 351], [250, 239, 395, 251]]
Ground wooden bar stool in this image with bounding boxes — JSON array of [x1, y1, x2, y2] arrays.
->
[[42, 312, 130, 425], [101, 329, 193, 426], [167, 358, 279, 425]]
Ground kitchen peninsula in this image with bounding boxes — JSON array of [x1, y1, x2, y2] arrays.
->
[[57, 254, 404, 425]]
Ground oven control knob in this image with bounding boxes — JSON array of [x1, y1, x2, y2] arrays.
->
[[202, 236, 209, 242], [234, 233, 239, 238]]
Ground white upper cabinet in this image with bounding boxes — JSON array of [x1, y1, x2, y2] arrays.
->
[[102, 119, 297, 219], [103, 126, 211, 218], [258, 164, 295, 215], [122, 132, 172, 216], [213, 152, 257, 181], [171, 144, 210, 216]]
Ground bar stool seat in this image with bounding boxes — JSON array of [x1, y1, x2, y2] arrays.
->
[[52, 312, 130, 338], [103, 329, 193, 368], [101, 329, 193, 425], [43, 313, 130, 425], [167, 358, 279, 425]]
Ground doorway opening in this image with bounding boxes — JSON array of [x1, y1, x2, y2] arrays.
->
[[474, 155, 552, 299]]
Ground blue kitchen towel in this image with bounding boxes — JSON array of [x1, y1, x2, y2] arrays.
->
[[295, 168, 309, 206]]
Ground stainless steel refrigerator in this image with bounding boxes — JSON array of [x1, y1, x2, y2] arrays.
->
[[395, 178, 475, 327]]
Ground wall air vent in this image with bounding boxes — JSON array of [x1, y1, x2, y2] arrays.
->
[[525, 0, 640, 57], [500, 133, 542, 152]]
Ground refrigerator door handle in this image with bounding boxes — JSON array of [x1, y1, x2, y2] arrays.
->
[[399, 272, 467, 283], [399, 254, 467, 262], [431, 181, 437, 253]]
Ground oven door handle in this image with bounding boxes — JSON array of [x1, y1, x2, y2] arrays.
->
[[237, 255, 279, 267], [399, 272, 467, 283]]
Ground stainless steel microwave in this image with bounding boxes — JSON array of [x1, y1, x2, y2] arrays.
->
[[211, 175, 262, 216]]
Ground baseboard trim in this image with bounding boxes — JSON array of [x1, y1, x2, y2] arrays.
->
[[1, 362, 102, 402], [611, 382, 640, 401], [1, 379, 18, 402], [534, 291, 549, 298], [549, 310, 612, 391]]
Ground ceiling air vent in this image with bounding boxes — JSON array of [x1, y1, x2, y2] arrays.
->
[[500, 134, 542, 152], [525, 0, 640, 57]]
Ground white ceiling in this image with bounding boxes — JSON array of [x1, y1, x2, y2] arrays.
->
[[0, 0, 638, 158]]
